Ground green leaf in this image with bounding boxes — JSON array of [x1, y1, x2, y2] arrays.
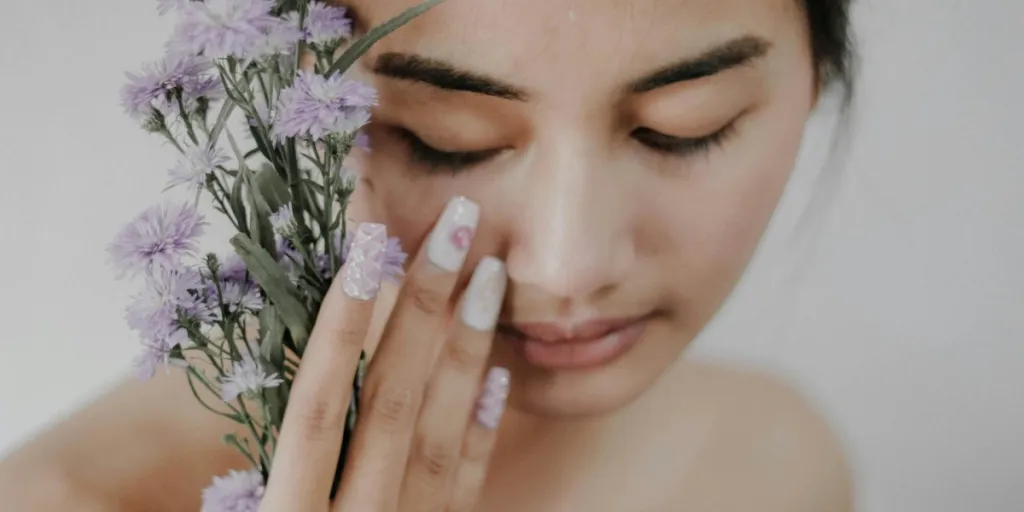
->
[[258, 305, 286, 370], [326, 0, 445, 77], [231, 234, 312, 347], [207, 101, 237, 148], [244, 167, 278, 258], [229, 173, 249, 233], [253, 164, 292, 211]]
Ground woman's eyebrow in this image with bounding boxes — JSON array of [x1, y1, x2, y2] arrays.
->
[[371, 52, 529, 101], [627, 35, 772, 94], [368, 36, 769, 101]]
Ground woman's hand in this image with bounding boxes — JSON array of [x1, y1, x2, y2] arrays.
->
[[259, 196, 510, 512]]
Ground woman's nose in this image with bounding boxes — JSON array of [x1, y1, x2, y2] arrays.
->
[[504, 140, 635, 300]]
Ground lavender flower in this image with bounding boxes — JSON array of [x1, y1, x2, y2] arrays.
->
[[169, 145, 229, 190], [109, 202, 207, 278], [272, 70, 377, 142], [169, 0, 281, 59], [221, 357, 283, 402], [247, 17, 303, 58], [121, 54, 221, 122], [290, 1, 352, 48], [269, 203, 296, 237], [220, 282, 264, 313], [125, 265, 204, 339], [200, 469, 265, 512], [133, 327, 190, 381], [217, 252, 250, 284]]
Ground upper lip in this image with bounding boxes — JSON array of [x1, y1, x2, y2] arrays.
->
[[498, 314, 651, 344]]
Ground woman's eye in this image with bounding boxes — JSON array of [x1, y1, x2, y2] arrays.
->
[[631, 124, 736, 157], [397, 129, 500, 173]]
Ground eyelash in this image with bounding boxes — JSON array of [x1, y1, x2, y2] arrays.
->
[[397, 129, 501, 173], [398, 122, 737, 173], [630, 123, 736, 157]]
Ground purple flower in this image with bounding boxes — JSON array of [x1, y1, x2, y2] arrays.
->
[[219, 282, 264, 313], [121, 54, 222, 122], [201, 469, 265, 512], [125, 266, 204, 339], [248, 17, 303, 58], [169, 145, 229, 190], [269, 203, 296, 236], [169, 0, 281, 59], [220, 357, 283, 402], [133, 327, 190, 381], [290, 2, 352, 47], [272, 70, 377, 142], [217, 252, 250, 284], [109, 202, 207, 278]]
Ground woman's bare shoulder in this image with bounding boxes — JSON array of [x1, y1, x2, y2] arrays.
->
[[668, 361, 854, 511], [0, 369, 249, 511]]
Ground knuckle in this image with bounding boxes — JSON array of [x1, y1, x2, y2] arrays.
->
[[331, 322, 369, 349], [293, 397, 345, 441], [443, 340, 488, 374], [366, 384, 420, 431], [404, 279, 448, 316], [414, 435, 459, 478]]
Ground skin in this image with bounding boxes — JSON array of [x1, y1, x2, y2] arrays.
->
[[0, 0, 852, 510]]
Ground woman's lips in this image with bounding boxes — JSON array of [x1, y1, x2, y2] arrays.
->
[[497, 316, 651, 370]]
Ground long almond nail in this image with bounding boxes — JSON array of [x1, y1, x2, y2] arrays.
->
[[476, 367, 510, 429], [342, 222, 387, 300], [426, 196, 480, 272], [460, 257, 507, 331]]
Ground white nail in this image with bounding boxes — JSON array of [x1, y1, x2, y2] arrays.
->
[[460, 257, 507, 331], [476, 367, 510, 430], [426, 196, 480, 272], [342, 223, 387, 300]]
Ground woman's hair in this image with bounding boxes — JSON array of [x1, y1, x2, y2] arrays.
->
[[805, 0, 856, 96]]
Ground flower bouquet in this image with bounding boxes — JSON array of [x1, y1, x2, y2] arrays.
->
[[109, 0, 441, 507]]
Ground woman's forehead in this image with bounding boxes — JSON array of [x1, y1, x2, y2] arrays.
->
[[346, 0, 803, 94]]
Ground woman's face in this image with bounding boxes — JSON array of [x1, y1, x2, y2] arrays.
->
[[347, 0, 817, 419]]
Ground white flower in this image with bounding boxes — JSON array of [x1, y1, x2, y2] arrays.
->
[[168, 145, 229, 190], [220, 357, 283, 402], [201, 469, 264, 512], [269, 203, 296, 237]]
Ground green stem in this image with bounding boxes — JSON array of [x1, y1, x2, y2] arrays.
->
[[176, 95, 200, 146], [186, 367, 242, 421]]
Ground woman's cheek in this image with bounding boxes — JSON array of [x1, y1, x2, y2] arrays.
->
[[351, 142, 452, 257]]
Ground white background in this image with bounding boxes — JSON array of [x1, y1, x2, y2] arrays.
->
[[1, 1, 1022, 511]]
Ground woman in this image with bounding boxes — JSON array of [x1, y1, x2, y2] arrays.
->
[[1, 0, 855, 510]]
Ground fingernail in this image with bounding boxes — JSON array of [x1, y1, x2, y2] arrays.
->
[[426, 196, 480, 272], [342, 222, 387, 300], [460, 257, 507, 331], [476, 367, 510, 430]]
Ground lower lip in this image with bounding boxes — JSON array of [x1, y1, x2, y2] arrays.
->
[[504, 321, 649, 370]]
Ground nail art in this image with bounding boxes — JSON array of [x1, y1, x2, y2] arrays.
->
[[460, 257, 507, 331], [426, 196, 480, 272], [342, 222, 387, 300], [476, 367, 510, 430]]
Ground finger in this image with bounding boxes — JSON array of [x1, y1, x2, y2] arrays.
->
[[335, 196, 480, 511], [398, 257, 507, 511], [449, 367, 511, 512], [261, 223, 388, 509]]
